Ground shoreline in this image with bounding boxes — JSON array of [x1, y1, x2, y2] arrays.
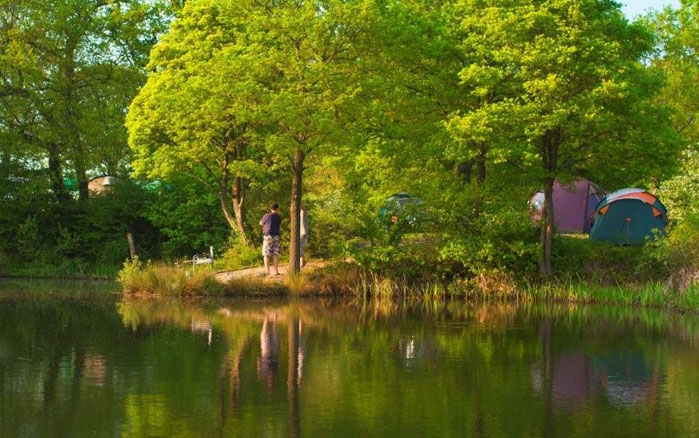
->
[[3, 261, 696, 313], [116, 260, 699, 313]]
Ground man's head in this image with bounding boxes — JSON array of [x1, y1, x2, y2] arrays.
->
[[270, 202, 279, 211]]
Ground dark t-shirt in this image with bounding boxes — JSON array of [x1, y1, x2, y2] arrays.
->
[[261, 212, 281, 236]]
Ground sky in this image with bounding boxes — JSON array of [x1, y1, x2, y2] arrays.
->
[[621, 0, 680, 18]]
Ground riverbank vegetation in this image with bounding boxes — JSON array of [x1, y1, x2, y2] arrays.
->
[[117, 256, 699, 312], [2, 1, 698, 306]]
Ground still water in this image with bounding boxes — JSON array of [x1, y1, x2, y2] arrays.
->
[[0, 280, 697, 438]]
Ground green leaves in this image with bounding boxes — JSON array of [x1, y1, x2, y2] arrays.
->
[[449, 0, 677, 185]]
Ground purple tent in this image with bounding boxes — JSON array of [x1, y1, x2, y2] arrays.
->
[[530, 179, 605, 233]]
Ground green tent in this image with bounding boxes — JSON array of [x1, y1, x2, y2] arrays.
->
[[590, 189, 668, 245], [379, 192, 423, 221], [63, 176, 78, 192]]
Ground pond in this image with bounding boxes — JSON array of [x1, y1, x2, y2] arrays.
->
[[0, 280, 697, 437]]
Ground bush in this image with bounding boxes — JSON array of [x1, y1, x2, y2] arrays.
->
[[16, 217, 42, 261], [647, 214, 699, 291], [118, 257, 216, 296], [551, 235, 658, 284], [344, 210, 446, 283], [438, 209, 539, 279], [217, 241, 260, 270]]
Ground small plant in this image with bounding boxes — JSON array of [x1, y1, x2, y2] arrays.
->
[[117, 257, 144, 292], [217, 243, 260, 270]]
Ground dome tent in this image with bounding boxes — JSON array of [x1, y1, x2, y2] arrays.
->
[[530, 179, 605, 233], [380, 192, 423, 224], [590, 189, 668, 245]]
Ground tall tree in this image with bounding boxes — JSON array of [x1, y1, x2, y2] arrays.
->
[[248, 0, 378, 273], [647, 0, 699, 143], [449, 0, 678, 277], [0, 0, 166, 201], [127, 0, 278, 245]]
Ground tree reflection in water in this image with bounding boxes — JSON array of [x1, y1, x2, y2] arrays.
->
[[0, 295, 697, 437]]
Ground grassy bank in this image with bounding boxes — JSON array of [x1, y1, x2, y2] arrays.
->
[[0, 261, 120, 280], [118, 258, 288, 297], [522, 281, 699, 312], [117, 259, 699, 312]]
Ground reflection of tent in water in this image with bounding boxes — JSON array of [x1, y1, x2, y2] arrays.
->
[[530, 353, 599, 410], [529, 179, 605, 233], [531, 349, 659, 411], [593, 352, 659, 407], [590, 189, 668, 245]]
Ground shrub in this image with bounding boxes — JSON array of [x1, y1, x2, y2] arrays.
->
[[551, 235, 658, 284], [118, 257, 217, 296], [647, 214, 699, 291], [16, 217, 42, 261], [438, 209, 539, 279], [218, 242, 260, 270]]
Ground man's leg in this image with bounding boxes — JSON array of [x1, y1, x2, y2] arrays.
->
[[272, 255, 279, 275], [264, 255, 270, 275]]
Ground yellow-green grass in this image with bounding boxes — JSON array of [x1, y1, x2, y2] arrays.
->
[[118, 259, 698, 312]]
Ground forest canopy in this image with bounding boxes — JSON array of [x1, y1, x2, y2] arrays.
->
[[1, 0, 697, 285]]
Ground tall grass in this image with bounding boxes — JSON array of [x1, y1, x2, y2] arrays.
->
[[118, 257, 288, 297], [522, 280, 699, 312], [304, 263, 698, 312], [117, 258, 699, 312], [1, 260, 119, 280], [119, 258, 214, 296]]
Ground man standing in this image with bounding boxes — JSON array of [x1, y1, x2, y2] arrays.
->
[[300, 204, 309, 268], [260, 203, 281, 276]]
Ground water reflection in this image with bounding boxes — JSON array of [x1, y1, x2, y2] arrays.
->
[[258, 313, 280, 390], [0, 294, 697, 438]]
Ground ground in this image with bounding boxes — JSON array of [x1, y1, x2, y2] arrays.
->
[[214, 259, 327, 284]]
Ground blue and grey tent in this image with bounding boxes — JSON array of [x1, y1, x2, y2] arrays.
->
[[590, 189, 668, 245]]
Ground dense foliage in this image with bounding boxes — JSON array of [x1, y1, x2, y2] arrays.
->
[[1, 0, 697, 289]]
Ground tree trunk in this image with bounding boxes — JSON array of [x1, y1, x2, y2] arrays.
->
[[126, 231, 137, 259], [62, 47, 90, 201], [220, 180, 240, 235], [289, 148, 305, 275], [48, 144, 70, 202], [539, 129, 560, 279], [219, 154, 248, 245], [455, 161, 473, 185], [476, 143, 487, 185], [539, 177, 554, 278], [75, 157, 89, 201], [232, 176, 248, 247]]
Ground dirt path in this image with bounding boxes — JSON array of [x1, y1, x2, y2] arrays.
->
[[214, 260, 327, 284]]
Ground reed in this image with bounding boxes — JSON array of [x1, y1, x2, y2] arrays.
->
[[522, 280, 699, 312], [117, 258, 699, 311], [118, 258, 287, 297]]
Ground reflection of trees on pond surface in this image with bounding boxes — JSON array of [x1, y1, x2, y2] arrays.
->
[[112, 298, 699, 437], [0, 296, 697, 437]]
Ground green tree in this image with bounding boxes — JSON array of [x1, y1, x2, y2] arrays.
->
[[130, 0, 379, 268], [126, 0, 279, 246], [0, 0, 166, 201], [448, 0, 678, 277], [647, 0, 699, 143], [252, 0, 379, 273]]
